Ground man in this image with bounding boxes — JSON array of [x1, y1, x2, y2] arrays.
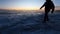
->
[[40, 0, 55, 22]]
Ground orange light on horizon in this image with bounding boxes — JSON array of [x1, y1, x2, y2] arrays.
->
[[11, 6, 40, 10], [0, 6, 42, 10], [0, 6, 60, 10]]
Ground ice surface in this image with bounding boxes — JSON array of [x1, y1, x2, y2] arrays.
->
[[0, 10, 60, 34]]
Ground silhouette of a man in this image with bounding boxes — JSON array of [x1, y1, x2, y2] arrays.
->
[[40, 0, 55, 22]]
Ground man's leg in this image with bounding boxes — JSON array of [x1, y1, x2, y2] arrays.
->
[[44, 12, 48, 21], [43, 10, 49, 22], [46, 13, 49, 21]]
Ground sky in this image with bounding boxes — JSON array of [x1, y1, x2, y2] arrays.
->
[[0, 0, 60, 10]]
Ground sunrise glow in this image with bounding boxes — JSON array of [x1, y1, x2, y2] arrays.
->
[[0, 0, 60, 10]]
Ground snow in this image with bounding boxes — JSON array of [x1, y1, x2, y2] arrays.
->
[[0, 10, 60, 34]]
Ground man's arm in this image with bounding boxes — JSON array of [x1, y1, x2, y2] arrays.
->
[[51, 7, 55, 13], [51, 2, 55, 13], [40, 2, 46, 9]]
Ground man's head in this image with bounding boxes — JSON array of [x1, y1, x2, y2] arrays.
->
[[46, 0, 51, 2]]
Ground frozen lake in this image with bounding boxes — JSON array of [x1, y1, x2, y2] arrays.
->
[[0, 10, 60, 34]]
